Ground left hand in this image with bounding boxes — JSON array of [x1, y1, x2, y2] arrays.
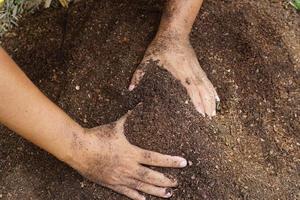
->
[[129, 39, 219, 117], [68, 112, 187, 200]]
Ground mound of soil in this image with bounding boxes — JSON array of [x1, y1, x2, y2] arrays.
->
[[0, 0, 299, 199]]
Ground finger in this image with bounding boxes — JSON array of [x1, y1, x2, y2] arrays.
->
[[129, 68, 145, 91], [116, 110, 132, 131], [187, 84, 205, 116], [210, 91, 217, 117], [203, 83, 216, 117], [195, 92, 205, 116], [134, 166, 177, 187], [194, 80, 215, 117], [192, 62, 217, 117], [210, 93, 217, 117], [138, 148, 187, 168], [199, 86, 215, 117], [213, 87, 220, 102], [205, 78, 220, 114], [106, 184, 145, 200], [125, 178, 173, 198]]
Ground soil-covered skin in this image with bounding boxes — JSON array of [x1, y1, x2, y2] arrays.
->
[[0, 0, 299, 199]]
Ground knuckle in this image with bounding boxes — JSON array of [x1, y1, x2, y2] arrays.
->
[[104, 171, 123, 185], [135, 181, 144, 190], [127, 180, 143, 191], [115, 186, 129, 194], [121, 166, 133, 177], [195, 78, 204, 86], [137, 168, 150, 179], [105, 176, 119, 186], [142, 151, 153, 162]]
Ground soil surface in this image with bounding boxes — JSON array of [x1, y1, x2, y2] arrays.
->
[[0, 0, 300, 199]]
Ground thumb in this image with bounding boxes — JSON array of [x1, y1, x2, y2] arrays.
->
[[116, 110, 132, 132], [129, 68, 145, 91]]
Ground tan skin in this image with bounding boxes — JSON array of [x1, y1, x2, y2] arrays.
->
[[0, 0, 217, 199], [0, 48, 186, 200], [130, 0, 219, 117]]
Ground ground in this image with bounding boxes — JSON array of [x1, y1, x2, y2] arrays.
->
[[0, 0, 299, 199]]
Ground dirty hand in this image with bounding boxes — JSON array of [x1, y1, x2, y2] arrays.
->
[[129, 39, 219, 117], [68, 113, 187, 200]]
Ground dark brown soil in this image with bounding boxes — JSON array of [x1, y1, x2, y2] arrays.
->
[[0, 0, 299, 199]]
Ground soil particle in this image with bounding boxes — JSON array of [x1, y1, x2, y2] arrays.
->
[[0, 0, 299, 199]]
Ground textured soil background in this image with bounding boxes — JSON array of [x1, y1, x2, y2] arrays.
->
[[0, 0, 300, 199]]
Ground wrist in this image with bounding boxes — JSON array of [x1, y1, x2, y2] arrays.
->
[[54, 122, 85, 165], [147, 31, 190, 57], [154, 28, 189, 45]]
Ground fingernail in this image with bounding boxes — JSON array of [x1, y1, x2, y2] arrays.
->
[[178, 157, 187, 167], [216, 95, 220, 102], [212, 110, 216, 116], [165, 188, 173, 198], [129, 84, 135, 91], [196, 107, 205, 117]]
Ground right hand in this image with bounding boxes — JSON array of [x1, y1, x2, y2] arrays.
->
[[129, 38, 219, 117], [68, 112, 187, 200]]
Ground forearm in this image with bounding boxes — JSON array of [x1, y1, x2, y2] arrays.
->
[[0, 47, 83, 162], [156, 0, 203, 40]]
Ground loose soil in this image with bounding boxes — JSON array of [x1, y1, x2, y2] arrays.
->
[[0, 0, 299, 199]]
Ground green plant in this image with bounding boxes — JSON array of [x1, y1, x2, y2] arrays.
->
[[0, 0, 71, 39], [0, 0, 43, 37], [290, 0, 300, 10], [0, 0, 25, 36]]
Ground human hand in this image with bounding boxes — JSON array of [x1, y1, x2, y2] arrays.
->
[[68, 112, 187, 200], [129, 39, 219, 117]]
